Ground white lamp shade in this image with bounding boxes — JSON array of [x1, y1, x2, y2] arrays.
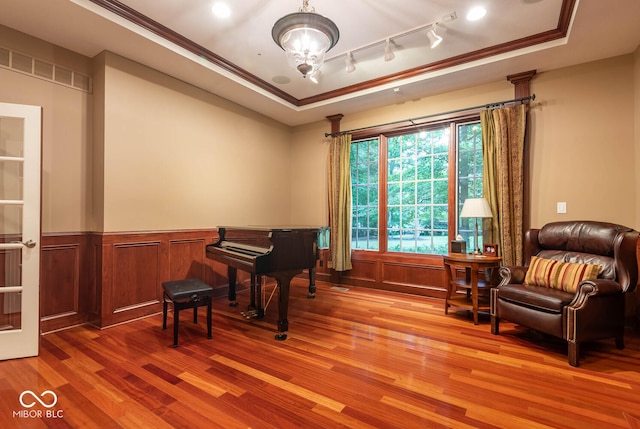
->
[[460, 198, 493, 218]]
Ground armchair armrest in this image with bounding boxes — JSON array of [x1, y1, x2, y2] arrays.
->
[[568, 279, 623, 309], [498, 266, 527, 286]]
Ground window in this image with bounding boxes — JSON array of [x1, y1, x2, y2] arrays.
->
[[350, 118, 483, 255], [350, 139, 379, 250], [387, 128, 450, 254], [456, 121, 485, 251]]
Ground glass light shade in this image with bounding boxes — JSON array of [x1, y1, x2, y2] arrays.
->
[[281, 27, 330, 77], [272, 11, 339, 78]]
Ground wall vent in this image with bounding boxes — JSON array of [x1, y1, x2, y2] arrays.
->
[[0, 45, 92, 94], [0, 47, 10, 67]]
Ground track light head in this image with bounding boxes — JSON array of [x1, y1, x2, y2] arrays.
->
[[345, 52, 356, 73], [427, 25, 443, 48], [384, 39, 395, 62]]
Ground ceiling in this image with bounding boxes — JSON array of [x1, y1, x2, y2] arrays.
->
[[1, 0, 640, 126]]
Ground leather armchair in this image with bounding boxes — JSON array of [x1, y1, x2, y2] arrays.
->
[[490, 221, 639, 366]]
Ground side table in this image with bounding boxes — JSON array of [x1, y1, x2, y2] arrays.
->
[[443, 253, 502, 324]]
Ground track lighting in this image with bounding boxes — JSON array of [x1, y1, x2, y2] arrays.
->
[[427, 25, 442, 48], [384, 39, 395, 62], [301, 12, 455, 80], [345, 53, 356, 73]]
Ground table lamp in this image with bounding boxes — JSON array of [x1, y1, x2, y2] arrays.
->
[[460, 197, 493, 254]]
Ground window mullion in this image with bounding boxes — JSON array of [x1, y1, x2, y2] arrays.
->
[[379, 134, 388, 253], [448, 122, 457, 242]]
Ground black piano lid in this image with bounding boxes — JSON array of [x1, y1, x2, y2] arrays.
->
[[217, 225, 326, 232]]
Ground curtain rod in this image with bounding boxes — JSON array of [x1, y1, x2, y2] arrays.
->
[[325, 94, 536, 137]]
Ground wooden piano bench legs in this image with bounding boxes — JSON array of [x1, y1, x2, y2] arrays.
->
[[162, 279, 214, 348]]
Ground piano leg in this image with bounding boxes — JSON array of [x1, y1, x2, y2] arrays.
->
[[275, 271, 298, 341], [256, 275, 264, 318], [307, 267, 316, 299], [227, 266, 239, 307], [242, 274, 264, 319]]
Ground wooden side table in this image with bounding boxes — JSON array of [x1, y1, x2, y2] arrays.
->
[[443, 253, 502, 324]]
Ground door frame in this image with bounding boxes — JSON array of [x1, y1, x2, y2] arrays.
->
[[0, 102, 42, 360]]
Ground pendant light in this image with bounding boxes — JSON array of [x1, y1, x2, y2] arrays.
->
[[271, 0, 340, 78]]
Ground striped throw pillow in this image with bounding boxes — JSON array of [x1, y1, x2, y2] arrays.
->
[[524, 256, 560, 287], [524, 256, 600, 293], [552, 260, 600, 293]]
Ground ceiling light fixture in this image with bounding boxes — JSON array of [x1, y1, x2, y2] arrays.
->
[[271, 0, 340, 78], [466, 6, 487, 21], [427, 25, 443, 48], [345, 52, 356, 73], [211, 2, 231, 18], [384, 39, 395, 62]]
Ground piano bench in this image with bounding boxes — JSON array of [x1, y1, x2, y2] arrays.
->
[[162, 278, 214, 348]]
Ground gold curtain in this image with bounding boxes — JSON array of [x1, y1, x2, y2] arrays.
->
[[328, 134, 353, 271], [481, 104, 526, 266]]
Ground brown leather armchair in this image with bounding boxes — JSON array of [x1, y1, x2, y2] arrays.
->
[[490, 221, 639, 366]]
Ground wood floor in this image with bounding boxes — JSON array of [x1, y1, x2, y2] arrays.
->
[[2, 279, 640, 429]]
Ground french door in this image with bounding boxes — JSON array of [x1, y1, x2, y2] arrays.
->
[[0, 102, 41, 360]]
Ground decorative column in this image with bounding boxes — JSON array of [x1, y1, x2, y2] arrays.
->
[[326, 114, 344, 136]]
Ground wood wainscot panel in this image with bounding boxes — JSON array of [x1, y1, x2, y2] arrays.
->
[[169, 238, 208, 280], [337, 254, 378, 288], [381, 258, 446, 298], [40, 234, 90, 332], [169, 234, 234, 300], [93, 229, 222, 328], [110, 241, 162, 319], [331, 250, 447, 298]]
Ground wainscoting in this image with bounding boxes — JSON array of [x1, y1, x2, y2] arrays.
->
[[37, 231, 640, 333], [315, 249, 448, 298], [40, 230, 237, 332], [39, 230, 452, 333]]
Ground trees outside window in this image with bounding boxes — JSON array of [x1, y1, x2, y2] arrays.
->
[[350, 119, 483, 255]]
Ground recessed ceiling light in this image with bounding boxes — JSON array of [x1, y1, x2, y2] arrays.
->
[[272, 75, 291, 85], [466, 6, 487, 21], [211, 2, 231, 19]]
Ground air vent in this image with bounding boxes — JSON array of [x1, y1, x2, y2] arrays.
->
[[0, 47, 9, 67], [11, 52, 33, 73], [0, 45, 92, 93], [34, 59, 54, 80], [54, 66, 73, 86], [73, 73, 91, 91]]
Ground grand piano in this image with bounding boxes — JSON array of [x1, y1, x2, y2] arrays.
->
[[205, 226, 321, 340]]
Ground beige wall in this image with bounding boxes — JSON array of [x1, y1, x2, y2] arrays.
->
[[1, 27, 93, 234], [529, 56, 637, 229], [99, 52, 293, 232]]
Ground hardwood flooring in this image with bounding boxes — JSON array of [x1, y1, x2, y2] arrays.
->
[[1, 279, 640, 428]]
